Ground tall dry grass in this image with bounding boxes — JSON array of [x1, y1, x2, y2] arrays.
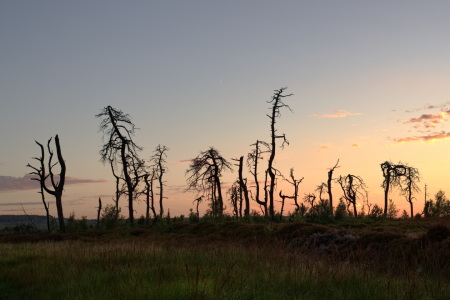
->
[[1, 223, 449, 300]]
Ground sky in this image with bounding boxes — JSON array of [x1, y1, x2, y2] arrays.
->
[[1, 1, 450, 219]]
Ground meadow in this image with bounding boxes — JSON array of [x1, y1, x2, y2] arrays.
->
[[0, 217, 449, 300]]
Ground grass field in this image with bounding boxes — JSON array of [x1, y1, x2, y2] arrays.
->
[[0, 218, 449, 299]]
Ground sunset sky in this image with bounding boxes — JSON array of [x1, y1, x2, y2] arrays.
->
[[2, 1, 450, 219]]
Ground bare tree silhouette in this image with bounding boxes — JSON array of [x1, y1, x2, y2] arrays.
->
[[247, 140, 270, 216], [96, 106, 143, 224], [96, 197, 102, 228], [266, 87, 293, 220], [315, 182, 327, 202], [400, 165, 420, 218], [109, 158, 125, 219], [232, 156, 250, 217], [186, 147, 232, 217], [283, 168, 304, 211], [327, 159, 340, 214], [150, 145, 169, 219], [381, 161, 407, 217], [337, 174, 367, 217], [143, 166, 157, 222], [228, 182, 240, 218], [27, 135, 66, 232]]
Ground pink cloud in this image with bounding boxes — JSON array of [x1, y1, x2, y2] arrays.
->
[[174, 160, 191, 167], [402, 110, 450, 128], [0, 175, 108, 192], [310, 110, 362, 118], [351, 143, 361, 148], [394, 132, 450, 144]]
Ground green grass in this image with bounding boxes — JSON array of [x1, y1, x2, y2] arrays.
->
[[0, 219, 449, 299]]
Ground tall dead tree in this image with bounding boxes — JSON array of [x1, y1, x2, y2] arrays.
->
[[186, 147, 232, 217], [232, 156, 250, 217], [247, 140, 270, 216], [150, 145, 169, 218], [327, 160, 340, 214], [27, 135, 66, 232], [96, 106, 143, 224], [337, 174, 367, 217], [266, 87, 293, 220], [143, 167, 157, 222], [381, 161, 407, 216], [400, 166, 420, 218]]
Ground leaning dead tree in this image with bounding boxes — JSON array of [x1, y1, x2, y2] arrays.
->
[[27, 135, 66, 232], [337, 174, 367, 217], [186, 147, 232, 217], [380, 161, 407, 217], [247, 140, 270, 216], [327, 159, 340, 214], [266, 87, 293, 220], [96, 106, 143, 224]]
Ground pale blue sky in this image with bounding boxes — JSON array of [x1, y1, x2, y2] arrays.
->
[[1, 1, 450, 217]]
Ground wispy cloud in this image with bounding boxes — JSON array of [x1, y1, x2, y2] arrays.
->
[[351, 143, 361, 148], [394, 132, 450, 144], [310, 110, 362, 119], [401, 101, 450, 113], [0, 175, 107, 192], [316, 145, 330, 152], [174, 160, 191, 167], [402, 110, 450, 128]]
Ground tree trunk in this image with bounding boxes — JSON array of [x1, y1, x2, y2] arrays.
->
[[238, 156, 250, 217], [384, 176, 390, 216], [97, 197, 102, 228], [55, 193, 66, 232]]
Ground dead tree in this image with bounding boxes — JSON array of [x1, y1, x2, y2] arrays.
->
[[150, 145, 169, 218], [315, 182, 327, 202], [247, 140, 270, 216], [327, 159, 340, 214], [279, 190, 294, 221], [186, 147, 232, 217], [108, 158, 125, 219], [143, 167, 157, 222], [227, 182, 240, 218], [400, 166, 420, 218], [232, 156, 250, 217], [304, 193, 317, 212], [283, 168, 304, 211], [337, 174, 367, 217], [96, 197, 102, 228], [27, 162, 51, 232], [27, 135, 66, 232], [381, 161, 407, 216], [193, 196, 203, 219], [96, 106, 143, 224], [266, 87, 293, 220]]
